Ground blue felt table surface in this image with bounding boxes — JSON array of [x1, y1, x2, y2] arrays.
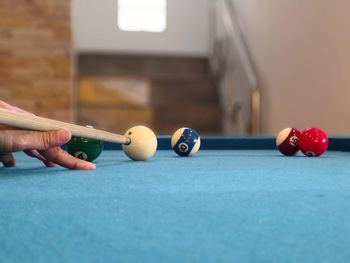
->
[[1, 150, 350, 263]]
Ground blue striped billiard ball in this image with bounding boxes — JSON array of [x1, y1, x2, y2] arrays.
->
[[171, 127, 201, 157]]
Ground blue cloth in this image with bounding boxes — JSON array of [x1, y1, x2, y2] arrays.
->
[[1, 150, 350, 262]]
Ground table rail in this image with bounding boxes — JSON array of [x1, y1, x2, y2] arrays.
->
[[101, 137, 350, 151]]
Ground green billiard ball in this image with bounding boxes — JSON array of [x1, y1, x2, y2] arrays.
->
[[66, 136, 104, 162]]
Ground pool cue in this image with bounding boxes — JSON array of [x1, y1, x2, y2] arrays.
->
[[0, 108, 131, 145]]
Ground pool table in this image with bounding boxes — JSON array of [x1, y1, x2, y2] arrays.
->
[[1, 137, 350, 262]]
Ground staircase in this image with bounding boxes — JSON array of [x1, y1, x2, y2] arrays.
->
[[76, 54, 222, 135]]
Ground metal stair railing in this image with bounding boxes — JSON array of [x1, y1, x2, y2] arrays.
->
[[210, 0, 260, 134]]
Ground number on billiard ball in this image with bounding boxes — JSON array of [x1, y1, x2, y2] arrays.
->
[[171, 127, 201, 157], [276, 128, 301, 156], [178, 142, 189, 153], [75, 151, 88, 160]]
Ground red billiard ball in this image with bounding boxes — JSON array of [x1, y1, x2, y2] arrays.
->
[[299, 128, 328, 157], [276, 128, 301, 156]]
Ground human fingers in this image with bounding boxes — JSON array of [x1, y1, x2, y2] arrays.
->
[[0, 100, 34, 115], [24, 149, 46, 161], [0, 152, 16, 167], [24, 149, 57, 167], [39, 147, 96, 170], [0, 129, 71, 152], [43, 160, 58, 167]]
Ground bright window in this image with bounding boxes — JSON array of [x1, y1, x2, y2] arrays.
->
[[118, 0, 167, 32]]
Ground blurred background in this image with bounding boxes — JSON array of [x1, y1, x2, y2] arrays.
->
[[0, 0, 349, 135]]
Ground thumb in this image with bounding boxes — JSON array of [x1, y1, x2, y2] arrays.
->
[[0, 129, 72, 152]]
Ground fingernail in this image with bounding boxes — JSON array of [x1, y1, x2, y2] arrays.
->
[[86, 163, 96, 170], [58, 130, 71, 144]]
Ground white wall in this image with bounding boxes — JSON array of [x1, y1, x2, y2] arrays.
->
[[72, 0, 211, 56], [232, 0, 350, 135], [73, 0, 350, 135]]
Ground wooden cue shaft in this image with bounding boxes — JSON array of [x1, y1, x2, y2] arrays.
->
[[0, 108, 131, 145]]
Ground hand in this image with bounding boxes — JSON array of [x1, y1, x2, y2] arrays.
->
[[0, 101, 95, 169]]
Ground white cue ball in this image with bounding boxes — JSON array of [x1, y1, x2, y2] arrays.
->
[[122, 126, 157, 161]]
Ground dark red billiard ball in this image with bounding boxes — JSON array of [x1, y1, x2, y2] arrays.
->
[[299, 127, 328, 157], [276, 128, 301, 156]]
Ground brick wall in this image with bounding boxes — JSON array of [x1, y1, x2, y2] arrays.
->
[[0, 0, 72, 121]]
